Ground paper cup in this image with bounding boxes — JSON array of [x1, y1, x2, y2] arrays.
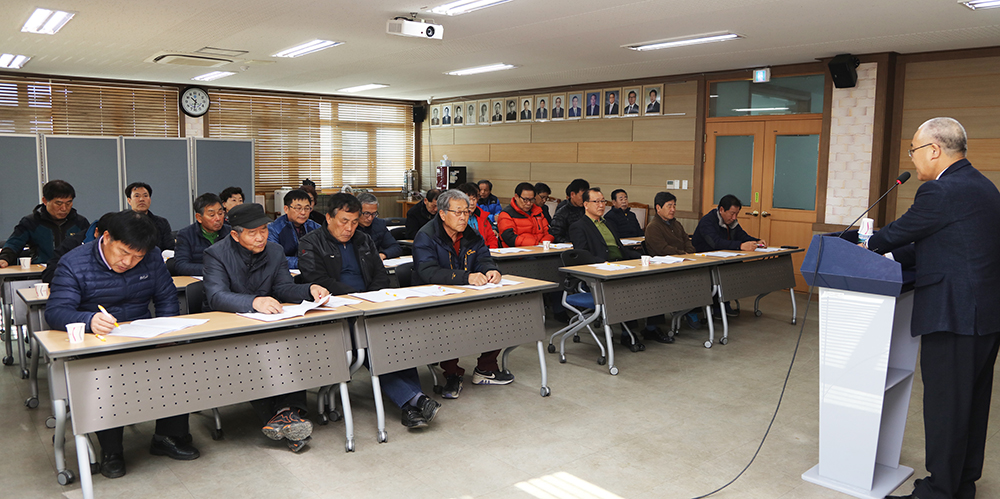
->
[[19, 257, 31, 269], [34, 282, 49, 299], [641, 255, 651, 266], [542, 241, 551, 251], [66, 322, 86, 344]]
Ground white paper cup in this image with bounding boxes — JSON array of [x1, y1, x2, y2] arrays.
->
[[67, 322, 86, 344], [34, 282, 49, 299], [641, 255, 651, 266], [542, 241, 551, 251], [19, 257, 31, 269]]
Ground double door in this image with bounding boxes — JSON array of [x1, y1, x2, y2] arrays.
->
[[702, 119, 821, 291]]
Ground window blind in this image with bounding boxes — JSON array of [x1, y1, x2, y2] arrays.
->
[[207, 91, 413, 192], [0, 78, 179, 137]]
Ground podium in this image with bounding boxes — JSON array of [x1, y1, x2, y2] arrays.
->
[[799, 235, 920, 498]]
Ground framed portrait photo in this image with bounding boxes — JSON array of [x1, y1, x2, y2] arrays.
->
[[479, 100, 492, 125], [642, 84, 662, 116], [452, 102, 465, 125], [441, 104, 453, 126], [584, 90, 602, 119], [429, 105, 442, 127], [534, 95, 549, 121], [518, 96, 534, 122], [504, 98, 518, 123], [465, 102, 476, 126], [603, 88, 621, 118], [567, 93, 583, 120], [549, 94, 566, 120], [491, 99, 505, 124], [622, 87, 642, 116]]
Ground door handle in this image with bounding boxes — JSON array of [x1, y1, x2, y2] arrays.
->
[[745, 210, 759, 217], [761, 211, 771, 217]]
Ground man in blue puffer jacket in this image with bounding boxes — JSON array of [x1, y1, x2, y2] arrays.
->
[[267, 189, 321, 269], [46, 211, 199, 479]]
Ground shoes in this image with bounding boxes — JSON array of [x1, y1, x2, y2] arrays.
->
[[442, 375, 463, 399], [684, 312, 701, 330], [100, 452, 126, 479], [150, 435, 200, 460], [262, 409, 313, 442], [472, 368, 514, 385], [401, 406, 428, 428], [286, 436, 311, 453], [886, 494, 920, 499], [416, 395, 441, 423], [724, 302, 739, 317], [619, 332, 644, 350], [642, 326, 674, 344]]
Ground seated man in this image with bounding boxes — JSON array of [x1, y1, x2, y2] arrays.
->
[[413, 189, 510, 398], [268, 189, 321, 269], [458, 183, 499, 249], [533, 182, 554, 223], [645, 191, 699, 330], [477, 180, 503, 225], [42, 212, 115, 284], [570, 188, 672, 344], [405, 189, 440, 239], [604, 188, 644, 238], [173, 193, 230, 276], [46, 211, 198, 478], [497, 182, 553, 247], [125, 182, 174, 250], [0, 179, 89, 268], [549, 178, 590, 243], [692, 194, 765, 253], [299, 193, 441, 428], [203, 203, 330, 452], [356, 192, 403, 259]]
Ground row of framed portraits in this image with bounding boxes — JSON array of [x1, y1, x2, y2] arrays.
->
[[427, 84, 674, 127]]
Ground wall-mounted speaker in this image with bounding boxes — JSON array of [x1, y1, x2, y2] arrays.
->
[[413, 104, 426, 123], [829, 54, 861, 89]]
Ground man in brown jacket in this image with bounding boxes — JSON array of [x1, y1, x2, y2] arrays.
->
[[645, 191, 694, 255]]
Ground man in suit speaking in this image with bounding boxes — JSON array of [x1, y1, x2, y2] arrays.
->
[[869, 118, 1000, 499]]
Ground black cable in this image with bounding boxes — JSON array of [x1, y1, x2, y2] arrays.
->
[[692, 238, 825, 499]]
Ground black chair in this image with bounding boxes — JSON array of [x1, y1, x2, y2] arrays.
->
[[389, 226, 407, 241], [384, 217, 406, 226], [395, 262, 414, 287], [165, 257, 178, 276]]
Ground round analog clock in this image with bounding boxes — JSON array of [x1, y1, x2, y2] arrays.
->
[[180, 86, 210, 117]]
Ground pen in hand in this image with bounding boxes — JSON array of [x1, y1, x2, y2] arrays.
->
[[97, 305, 119, 328]]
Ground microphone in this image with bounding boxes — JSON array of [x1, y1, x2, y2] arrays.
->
[[837, 172, 911, 239]]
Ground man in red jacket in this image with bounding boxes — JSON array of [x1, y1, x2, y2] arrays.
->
[[497, 182, 554, 248], [458, 183, 498, 249]]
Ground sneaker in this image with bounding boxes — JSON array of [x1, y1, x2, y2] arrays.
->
[[286, 436, 311, 453], [401, 406, 428, 428], [442, 375, 463, 399], [472, 368, 514, 385], [262, 409, 313, 442], [416, 395, 441, 423], [642, 326, 674, 344], [684, 311, 701, 330]]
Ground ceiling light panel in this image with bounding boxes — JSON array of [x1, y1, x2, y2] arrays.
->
[[445, 63, 516, 76], [272, 40, 343, 58], [960, 0, 1000, 9], [0, 54, 31, 69], [192, 71, 236, 82], [339, 84, 389, 93], [623, 32, 743, 51], [22, 8, 76, 35], [429, 0, 513, 16]]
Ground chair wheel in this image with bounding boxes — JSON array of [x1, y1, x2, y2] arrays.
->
[[328, 410, 342, 423], [791, 318, 797, 325], [547, 344, 555, 353], [572, 335, 581, 343], [433, 385, 443, 394], [638, 343, 645, 351], [21, 369, 29, 379], [45, 416, 56, 429], [704, 340, 713, 348], [559, 355, 566, 364], [346, 439, 355, 452], [755, 310, 763, 317], [25, 397, 38, 409], [540, 386, 551, 397], [377, 430, 388, 443], [597, 356, 606, 366], [720, 337, 729, 345], [90, 462, 101, 475], [318, 413, 329, 425], [2, 356, 12, 366], [57, 469, 75, 485], [609, 366, 619, 375], [211, 428, 224, 440]]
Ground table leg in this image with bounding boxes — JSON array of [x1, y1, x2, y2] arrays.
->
[[27, 335, 40, 408], [339, 382, 355, 452], [76, 434, 94, 499], [704, 305, 715, 348], [2, 282, 14, 365], [603, 314, 618, 375], [53, 398, 68, 476], [536, 341, 550, 397], [789, 288, 798, 325], [371, 374, 387, 443]]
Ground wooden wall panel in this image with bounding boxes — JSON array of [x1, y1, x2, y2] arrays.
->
[[662, 81, 699, 116], [905, 57, 1000, 81], [462, 161, 531, 181], [632, 117, 698, 142], [427, 128, 455, 145], [578, 141, 695, 165], [490, 143, 578, 163], [529, 163, 631, 185], [454, 125, 531, 144], [901, 108, 1000, 139], [530, 120, 633, 143], [902, 75, 1000, 110], [421, 143, 490, 163]]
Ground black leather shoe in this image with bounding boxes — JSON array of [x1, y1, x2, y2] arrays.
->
[[100, 452, 126, 479], [416, 395, 441, 423], [401, 406, 428, 428], [150, 435, 200, 460], [642, 326, 674, 344]]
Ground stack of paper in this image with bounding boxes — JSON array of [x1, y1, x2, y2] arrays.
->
[[109, 317, 210, 338], [650, 256, 688, 264], [539, 243, 573, 249], [590, 263, 634, 271], [492, 247, 530, 254], [620, 239, 643, 245], [237, 299, 327, 322], [755, 247, 783, 253], [319, 296, 364, 309], [382, 255, 413, 267], [695, 251, 745, 258], [463, 278, 522, 290], [349, 285, 465, 303]]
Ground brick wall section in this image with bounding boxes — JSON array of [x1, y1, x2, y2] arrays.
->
[[825, 62, 877, 225]]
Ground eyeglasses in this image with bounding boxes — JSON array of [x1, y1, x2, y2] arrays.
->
[[519, 196, 534, 204], [908, 143, 934, 158], [587, 199, 607, 205], [361, 211, 379, 218], [287, 204, 311, 212], [445, 209, 472, 217]]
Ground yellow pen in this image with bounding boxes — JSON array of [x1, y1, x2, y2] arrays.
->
[[97, 305, 119, 328], [95, 334, 107, 342]]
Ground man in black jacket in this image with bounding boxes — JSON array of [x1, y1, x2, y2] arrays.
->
[[42, 212, 114, 283], [203, 203, 330, 452], [405, 189, 440, 239], [692, 194, 765, 252], [299, 193, 440, 428], [549, 178, 589, 242], [356, 192, 402, 259], [0, 180, 90, 267], [172, 193, 230, 276], [125, 182, 174, 250], [569, 188, 672, 345], [604, 189, 644, 238]]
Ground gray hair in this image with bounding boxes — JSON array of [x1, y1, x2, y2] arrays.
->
[[232, 225, 245, 234], [356, 192, 378, 206], [919, 117, 967, 156], [436, 189, 470, 212]]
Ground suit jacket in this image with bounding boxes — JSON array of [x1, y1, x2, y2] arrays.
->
[[623, 103, 640, 115], [431, 118, 440, 125], [442, 116, 451, 125], [586, 105, 599, 116], [536, 108, 547, 119], [454, 116, 463, 124], [568, 106, 581, 117], [568, 216, 640, 262], [493, 113, 503, 122], [867, 159, 1000, 337], [520, 109, 532, 120], [506, 111, 517, 121], [606, 103, 619, 115], [646, 101, 660, 113], [552, 107, 564, 118]]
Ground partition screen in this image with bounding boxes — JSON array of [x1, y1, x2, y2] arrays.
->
[[0, 135, 42, 243], [43, 136, 121, 222], [194, 139, 254, 202], [123, 138, 192, 229]]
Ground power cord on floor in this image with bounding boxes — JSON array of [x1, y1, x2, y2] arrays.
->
[[691, 238, 825, 499]]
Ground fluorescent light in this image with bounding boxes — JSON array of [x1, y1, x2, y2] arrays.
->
[[445, 63, 516, 76], [430, 0, 512, 16], [732, 107, 789, 112], [0, 54, 30, 69], [960, 0, 1000, 8], [623, 32, 742, 51], [339, 83, 389, 93], [21, 8, 76, 34], [272, 39, 343, 58], [192, 71, 236, 82]]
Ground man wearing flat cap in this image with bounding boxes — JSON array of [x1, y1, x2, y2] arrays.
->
[[203, 203, 330, 452]]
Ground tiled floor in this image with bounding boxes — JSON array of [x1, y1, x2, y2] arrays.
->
[[2, 292, 998, 498]]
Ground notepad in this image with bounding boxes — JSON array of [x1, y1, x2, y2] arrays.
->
[[590, 263, 634, 271], [462, 278, 522, 290], [108, 317, 209, 338], [695, 251, 745, 258], [650, 256, 689, 264]]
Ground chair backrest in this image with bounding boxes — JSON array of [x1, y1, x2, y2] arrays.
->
[[560, 249, 598, 267], [165, 257, 178, 276], [185, 281, 206, 314], [384, 217, 406, 226], [395, 262, 414, 288], [630, 202, 649, 229], [389, 226, 407, 241]]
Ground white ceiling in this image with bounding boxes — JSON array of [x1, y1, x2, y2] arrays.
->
[[3, 0, 999, 102]]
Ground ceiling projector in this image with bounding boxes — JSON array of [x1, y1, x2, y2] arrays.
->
[[387, 18, 443, 39]]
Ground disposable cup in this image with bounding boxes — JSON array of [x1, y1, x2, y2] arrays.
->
[[67, 322, 86, 344], [542, 241, 551, 251], [19, 257, 31, 270], [34, 282, 49, 298], [641, 255, 651, 266]]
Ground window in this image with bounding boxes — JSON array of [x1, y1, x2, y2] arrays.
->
[[709, 74, 824, 117], [207, 91, 413, 191], [0, 78, 179, 136]]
